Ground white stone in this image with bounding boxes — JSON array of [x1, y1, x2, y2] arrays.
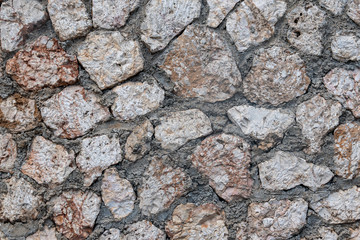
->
[[331, 34, 360, 61], [319, 0, 348, 15], [0, 133, 17, 173], [207, 0, 240, 28]]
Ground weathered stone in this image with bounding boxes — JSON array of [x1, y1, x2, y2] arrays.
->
[[76, 135, 122, 187], [40, 86, 111, 139], [5, 36, 78, 91], [99, 228, 121, 240], [47, 0, 92, 41], [77, 31, 144, 90], [207, 0, 240, 27], [296, 95, 342, 154], [350, 227, 360, 239], [243, 46, 310, 105], [155, 109, 212, 151], [331, 34, 360, 61], [0, 134, 17, 173], [166, 203, 228, 240], [347, 0, 360, 25], [160, 25, 242, 102], [26, 227, 57, 240], [140, 0, 201, 52], [0, 231, 7, 240], [317, 227, 339, 240], [226, 0, 287, 52], [319, 0, 348, 15], [21, 136, 75, 185], [122, 221, 166, 240], [191, 133, 253, 202]]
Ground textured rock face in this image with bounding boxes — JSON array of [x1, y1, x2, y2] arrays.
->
[[191, 133, 253, 202], [5, 36, 78, 91], [122, 221, 166, 240], [258, 151, 333, 191], [99, 228, 121, 240], [350, 227, 360, 239], [296, 95, 342, 154], [0, 133, 17, 173], [243, 46, 310, 105], [207, 0, 239, 28], [331, 34, 360, 61], [166, 203, 228, 240], [226, 0, 287, 52], [76, 135, 122, 187], [347, 0, 360, 25], [140, 0, 201, 52], [47, 0, 92, 41], [77, 31, 144, 90], [319, 0, 348, 15], [40, 86, 111, 139], [50, 190, 101, 240], [111, 81, 164, 120], [26, 227, 57, 240], [160, 25, 242, 103]]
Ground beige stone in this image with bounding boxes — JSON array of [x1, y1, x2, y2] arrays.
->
[[207, 0, 240, 28], [121, 221, 166, 240]]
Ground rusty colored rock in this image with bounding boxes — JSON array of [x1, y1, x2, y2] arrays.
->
[[207, 0, 240, 28], [0, 133, 17, 173], [331, 33, 360, 61], [26, 227, 57, 240], [347, 0, 360, 25]]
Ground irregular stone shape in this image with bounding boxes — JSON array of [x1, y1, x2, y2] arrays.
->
[[347, 0, 360, 25], [99, 228, 121, 240], [258, 151, 334, 191], [166, 203, 228, 240], [0, 94, 41, 133], [50, 190, 101, 240], [140, 0, 201, 52], [207, 0, 240, 27], [5, 36, 78, 91], [40, 86, 111, 139], [121, 221, 166, 240], [319, 0, 348, 15], [243, 46, 310, 106], [317, 227, 339, 240], [47, 0, 92, 41], [350, 227, 360, 239], [0, 133, 17, 173], [296, 95, 342, 154], [323, 68, 360, 117], [21, 136, 75, 185], [226, 0, 287, 52], [77, 31, 144, 90], [160, 25, 242, 102], [155, 109, 212, 151], [191, 133, 253, 202], [76, 135, 122, 187], [26, 227, 57, 240], [331, 34, 360, 61], [0, 0, 47, 52], [0, 231, 7, 240], [139, 157, 191, 216]]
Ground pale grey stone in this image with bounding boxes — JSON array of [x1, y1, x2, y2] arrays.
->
[[121, 221, 166, 240], [347, 0, 360, 25], [26, 227, 57, 240], [0, 134, 17, 173], [319, 0, 348, 15], [207, 0, 240, 28], [331, 34, 360, 61], [99, 228, 121, 240]]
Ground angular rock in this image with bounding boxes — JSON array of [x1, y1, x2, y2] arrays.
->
[[21, 136, 75, 185], [166, 203, 228, 240], [191, 133, 253, 202], [6, 36, 78, 91], [40, 86, 111, 139], [243, 46, 310, 105], [347, 0, 360, 25], [331, 34, 360, 61], [160, 25, 242, 102], [296, 95, 342, 154], [350, 227, 360, 239], [319, 0, 348, 15], [226, 0, 287, 52], [99, 228, 121, 240], [155, 109, 212, 151], [26, 227, 57, 240], [47, 0, 92, 41], [0, 134, 17, 173], [76, 135, 122, 187], [317, 227, 339, 240], [77, 31, 144, 90], [121, 221, 166, 240], [140, 0, 201, 52], [207, 0, 240, 28]]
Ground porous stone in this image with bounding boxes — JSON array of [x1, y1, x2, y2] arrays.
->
[[319, 0, 348, 15], [191, 133, 253, 202], [296, 95, 342, 154], [26, 227, 57, 240], [5, 36, 78, 91], [121, 221, 166, 240], [99, 228, 121, 240], [140, 0, 201, 52], [40, 86, 111, 139], [243, 46, 310, 106], [207, 0, 240, 27], [331, 34, 360, 61], [347, 0, 360, 25], [0, 134, 17, 173], [77, 31, 144, 90], [155, 109, 212, 151], [160, 25, 242, 102], [47, 0, 92, 41]]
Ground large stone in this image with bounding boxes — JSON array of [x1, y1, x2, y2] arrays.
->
[[331, 34, 360, 61], [77, 31, 144, 90], [40, 86, 111, 139], [26, 227, 57, 240], [160, 25, 242, 102], [6, 36, 78, 91], [243, 46, 310, 105], [347, 0, 360, 25], [319, 0, 348, 15], [140, 0, 201, 52], [122, 221, 166, 240], [0, 133, 17, 173], [207, 0, 240, 28], [191, 133, 253, 202]]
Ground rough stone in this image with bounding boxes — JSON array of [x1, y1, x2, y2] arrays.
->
[[99, 228, 121, 240], [243, 46, 310, 105], [77, 31, 144, 90], [5, 36, 78, 91], [26, 227, 57, 240], [0, 134, 17, 173], [160, 25, 242, 102], [347, 0, 360, 25], [331, 34, 360, 61], [350, 227, 360, 239], [317, 227, 339, 240], [319, 0, 348, 15], [121, 221, 166, 240], [40, 86, 111, 139], [207, 0, 240, 28], [140, 0, 201, 52]]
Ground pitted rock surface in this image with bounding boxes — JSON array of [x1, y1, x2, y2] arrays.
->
[[0, 133, 17, 173], [207, 0, 240, 28]]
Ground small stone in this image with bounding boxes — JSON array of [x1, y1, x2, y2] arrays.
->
[[226, 0, 287, 52], [296, 95, 342, 154], [191, 133, 253, 202], [50, 190, 101, 240], [26, 227, 57, 240], [207, 0, 240, 27], [99, 228, 121, 240], [48, 0, 92, 41], [166, 203, 228, 240], [77, 31, 144, 90], [76, 135, 122, 187], [40, 86, 111, 139], [347, 0, 360, 25], [155, 109, 212, 151], [121, 221, 166, 240], [331, 34, 360, 61], [160, 25, 242, 102], [319, 0, 348, 15], [5, 36, 78, 91], [21, 136, 75, 185], [140, 0, 201, 52], [0, 134, 17, 173]]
